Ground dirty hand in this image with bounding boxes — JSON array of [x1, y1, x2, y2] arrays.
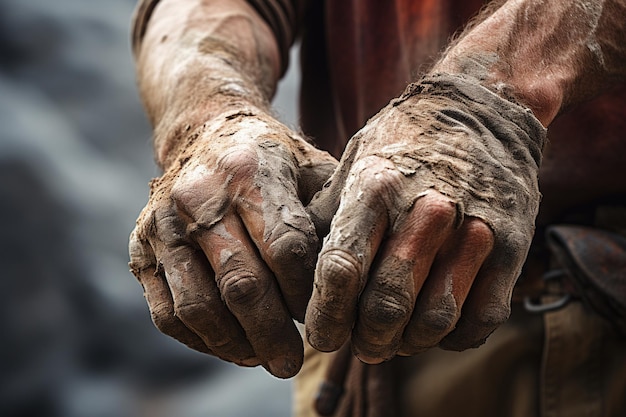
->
[[129, 108, 336, 378], [305, 74, 546, 362]]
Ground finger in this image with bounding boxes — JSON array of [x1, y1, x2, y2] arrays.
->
[[297, 147, 338, 205], [351, 192, 458, 363], [398, 217, 494, 355], [314, 342, 352, 416], [129, 228, 210, 354], [235, 163, 320, 322], [306, 156, 400, 353], [439, 230, 523, 351], [178, 144, 319, 322], [136, 264, 214, 354], [195, 213, 304, 378], [148, 206, 259, 364], [306, 137, 360, 239], [157, 244, 259, 366]]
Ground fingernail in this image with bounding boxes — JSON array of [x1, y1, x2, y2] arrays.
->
[[352, 344, 386, 365], [241, 357, 262, 367], [267, 357, 298, 379], [355, 353, 384, 365], [307, 332, 343, 353]]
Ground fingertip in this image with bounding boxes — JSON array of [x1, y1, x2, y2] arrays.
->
[[305, 179, 342, 239], [439, 302, 510, 351], [306, 336, 345, 354], [267, 230, 319, 309], [265, 356, 302, 379], [396, 346, 428, 356], [239, 357, 263, 367], [305, 311, 350, 353], [305, 249, 362, 352], [351, 336, 391, 364], [259, 327, 304, 378], [354, 354, 385, 365], [439, 331, 490, 351]]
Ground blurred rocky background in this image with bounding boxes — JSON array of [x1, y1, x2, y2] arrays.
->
[[0, 1, 299, 416]]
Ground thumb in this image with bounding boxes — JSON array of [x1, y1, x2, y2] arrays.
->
[[305, 145, 359, 239], [305, 173, 343, 240]]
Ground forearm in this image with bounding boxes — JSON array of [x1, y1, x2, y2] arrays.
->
[[433, 0, 626, 126], [133, 0, 282, 168]]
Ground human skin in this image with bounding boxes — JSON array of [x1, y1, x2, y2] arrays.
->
[[128, 0, 336, 379], [129, 0, 626, 377]]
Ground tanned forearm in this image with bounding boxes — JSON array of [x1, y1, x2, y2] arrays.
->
[[434, 0, 626, 126], [134, 0, 282, 168]]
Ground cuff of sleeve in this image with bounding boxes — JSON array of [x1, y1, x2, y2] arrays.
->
[[245, 0, 303, 76], [131, 0, 162, 56], [131, 0, 302, 77]]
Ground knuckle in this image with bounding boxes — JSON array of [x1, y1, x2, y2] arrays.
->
[[172, 175, 230, 229], [360, 289, 411, 328], [437, 302, 509, 351], [352, 158, 403, 204], [219, 271, 267, 310], [150, 302, 178, 335], [174, 296, 210, 326], [153, 204, 178, 228], [151, 205, 187, 247], [135, 204, 159, 238], [307, 304, 348, 329], [416, 293, 459, 334], [269, 230, 318, 269], [403, 295, 459, 348], [419, 194, 457, 225], [128, 228, 143, 257], [217, 147, 259, 180], [317, 250, 361, 290], [170, 178, 196, 207], [465, 218, 495, 248], [171, 168, 213, 212], [418, 306, 458, 334]]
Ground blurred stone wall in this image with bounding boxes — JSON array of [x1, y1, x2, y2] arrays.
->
[[0, 1, 297, 416]]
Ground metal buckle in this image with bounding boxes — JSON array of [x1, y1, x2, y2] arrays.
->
[[523, 269, 571, 313]]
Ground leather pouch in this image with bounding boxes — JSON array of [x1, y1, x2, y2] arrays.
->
[[546, 225, 626, 336]]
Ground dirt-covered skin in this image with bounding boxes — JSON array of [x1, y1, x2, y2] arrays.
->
[[129, 109, 336, 378], [306, 75, 546, 361], [129, 0, 626, 378], [128, 0, 336, 379]]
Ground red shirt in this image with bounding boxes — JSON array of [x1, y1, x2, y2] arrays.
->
[[134, 0, 626, 225], [295, 0, 626, 226]]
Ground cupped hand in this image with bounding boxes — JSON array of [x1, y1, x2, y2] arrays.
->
[[129, 108, 337, 378], [305, 75, 545, 363]]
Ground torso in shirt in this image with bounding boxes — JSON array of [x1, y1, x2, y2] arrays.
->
[[298, 0, 626, 227]]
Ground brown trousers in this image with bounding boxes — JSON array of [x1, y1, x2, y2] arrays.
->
[[294, 300, 626, 417]]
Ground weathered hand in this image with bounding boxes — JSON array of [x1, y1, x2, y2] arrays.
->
[[306, 75, 546, 363], [129, 109, 336, 378]]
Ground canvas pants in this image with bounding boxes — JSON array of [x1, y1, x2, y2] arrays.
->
[[294, 297, 626, 417]]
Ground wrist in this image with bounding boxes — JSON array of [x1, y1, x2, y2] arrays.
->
[[134, 0, 284, 169], [153, 92, 269, 170], [428, 0, 603, 128], [431, 54, 563, 128]]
